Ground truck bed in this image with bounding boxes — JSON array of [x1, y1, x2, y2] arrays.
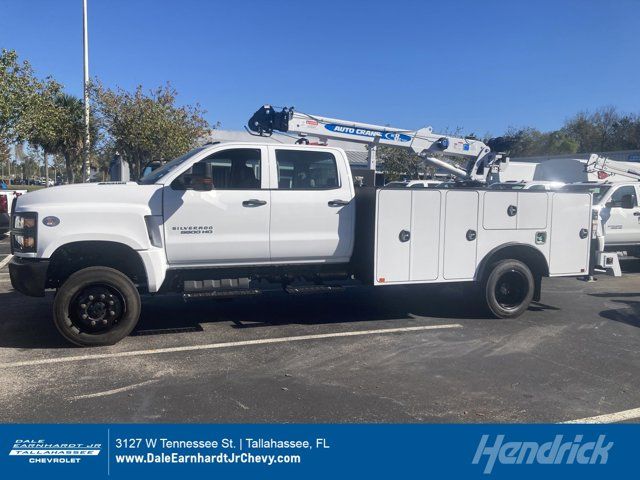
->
[[352, 187, 592, 286]]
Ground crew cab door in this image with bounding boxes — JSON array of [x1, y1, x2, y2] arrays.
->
[[268, 147, 355, 262], [163, 147, 271, 265], [602, 185, 640, 245]]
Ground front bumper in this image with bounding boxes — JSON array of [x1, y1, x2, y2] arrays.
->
[[8, 257, 49, 297]]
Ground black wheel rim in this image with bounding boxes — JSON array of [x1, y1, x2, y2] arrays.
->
[[69, 284, 126, 334], [494, 270, 527, 310]]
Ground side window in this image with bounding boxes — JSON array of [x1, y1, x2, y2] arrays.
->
[[275, 150, 339, 190], [609, 186, 637, 207], [174, 149, 261, 190]]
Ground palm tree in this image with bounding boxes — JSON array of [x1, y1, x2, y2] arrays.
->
[[52, 93, 86, 183]]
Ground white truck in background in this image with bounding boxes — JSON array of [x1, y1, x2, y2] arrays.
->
[[488, 181, 565, 191], [384, 180, 443, 188], [561, 156, 640, 273]]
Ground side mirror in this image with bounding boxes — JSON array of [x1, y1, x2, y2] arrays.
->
[[180, 175, 213, 191], [621, 194, 635, 209], [173, 162, 213, 191]]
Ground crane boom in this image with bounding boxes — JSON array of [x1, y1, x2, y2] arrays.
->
[[585, 154, 640, 181], [247, 105, 508, 182]]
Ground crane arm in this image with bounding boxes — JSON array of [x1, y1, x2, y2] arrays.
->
[[585, 154, 640, 181], [247, 105, 507, 182]]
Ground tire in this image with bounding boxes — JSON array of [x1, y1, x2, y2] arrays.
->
[[483, 259, 534, 319], [53, 266, 141, 347]]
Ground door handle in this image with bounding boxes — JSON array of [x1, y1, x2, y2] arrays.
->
[[466, 229, 477, 241], [242, 199, 267, 207], [328, 199, 349, 207], [634, 212, 640, 216]]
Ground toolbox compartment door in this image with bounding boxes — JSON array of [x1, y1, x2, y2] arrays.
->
[[549, 193, 591, 275], [409, 190, 441, 281], [444, 191, 479, 280], [483, 191, 518, 230], [375, 189, 411, 283], [517, 192, 548, 229]]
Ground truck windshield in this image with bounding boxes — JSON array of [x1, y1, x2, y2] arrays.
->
[[138, 147, 207, 184], [560, 184, 611, 203]]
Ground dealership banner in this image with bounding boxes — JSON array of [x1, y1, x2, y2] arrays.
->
[[0, 424, 635, 479]]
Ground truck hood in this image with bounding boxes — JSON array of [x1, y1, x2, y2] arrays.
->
[[15, 182, 163, 215]]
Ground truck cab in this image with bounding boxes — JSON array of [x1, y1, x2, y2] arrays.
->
[[147, 143, 356, 266]]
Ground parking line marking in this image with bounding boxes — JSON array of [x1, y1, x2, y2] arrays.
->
[[0, 254, 12, 271], [0, 324, 462, 368], [71, 379, 160, 400], [562, 407, 640, 424]]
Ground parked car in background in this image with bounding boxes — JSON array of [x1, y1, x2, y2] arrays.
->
[[439, 179, 487, 189], [489, 181, 565, 191], [0, 189, 27, 234], [384, 180, 442, 188]]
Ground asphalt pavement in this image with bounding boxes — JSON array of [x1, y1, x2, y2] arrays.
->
[[1, 233, 640, 423]]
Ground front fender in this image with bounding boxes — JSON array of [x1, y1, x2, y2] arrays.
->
[[26, 207, 152, 259], [40, 231, 150, 259]]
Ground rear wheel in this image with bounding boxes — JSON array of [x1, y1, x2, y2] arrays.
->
[[53, 266, 141, 347], [483, 259, 534, 318]]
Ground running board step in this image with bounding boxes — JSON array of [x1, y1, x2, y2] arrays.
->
[[184, 278, 250, 292], [183, 289, 262, 299], [284, 285, 344, 295]]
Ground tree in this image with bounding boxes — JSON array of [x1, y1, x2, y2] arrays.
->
[[0, 49, 91, 183], [0, 141, 9, 179], [562, 107, 640, 153], [22, 79, 63, 181], [50, 93, 90, 183], [25, 88, 89, 183], [376, 145, 425, 180], [92, 82, 210, 179], [0, 49, 39, 145]]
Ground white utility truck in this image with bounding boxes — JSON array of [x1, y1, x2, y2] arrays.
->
[[561, 155, 640, 275], [9, 107, 593, 346]]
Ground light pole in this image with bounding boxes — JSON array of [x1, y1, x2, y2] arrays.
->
[[82, 0, 91, 182]]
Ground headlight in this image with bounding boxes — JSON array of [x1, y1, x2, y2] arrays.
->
[[14, 215, 36, 229], [11, 212, 38, 254]]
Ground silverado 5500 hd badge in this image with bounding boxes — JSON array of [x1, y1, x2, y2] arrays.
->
[[172, 225, 214, 235]]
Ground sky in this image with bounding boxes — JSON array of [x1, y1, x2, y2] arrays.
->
[[1, 0, 639, 137]]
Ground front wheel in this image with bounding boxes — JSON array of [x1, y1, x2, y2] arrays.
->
[[483, 259, 534, 319], [53, 266, 141, 347]]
